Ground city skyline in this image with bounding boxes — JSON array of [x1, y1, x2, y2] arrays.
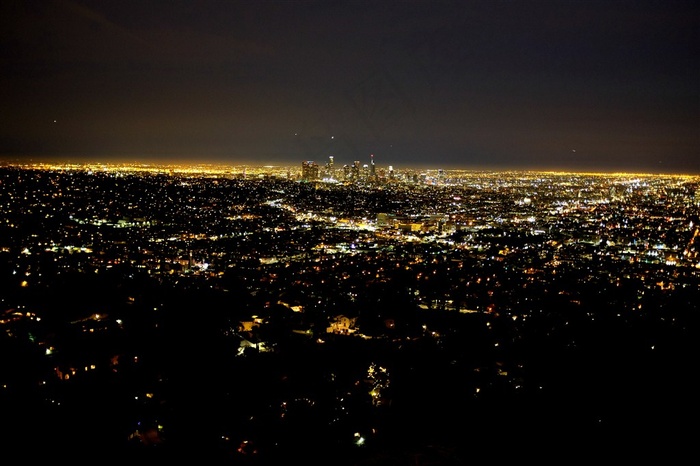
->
[[1, 1, 698, 174], [5, 154, 698, 178]]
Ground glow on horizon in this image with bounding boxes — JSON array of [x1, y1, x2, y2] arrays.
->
[[1, 156, 698, 177]]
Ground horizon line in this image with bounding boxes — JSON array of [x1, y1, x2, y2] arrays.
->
[[0, 155, 698, 177]]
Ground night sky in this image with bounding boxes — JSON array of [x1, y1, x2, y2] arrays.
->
[[1, 0, 698, 173]]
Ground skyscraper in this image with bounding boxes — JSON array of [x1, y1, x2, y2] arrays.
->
[[301, 160, 319, 181], [352, 161, 361, 182], [326, 156, 335, 180]]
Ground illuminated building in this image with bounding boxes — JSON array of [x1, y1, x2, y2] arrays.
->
[[301, 160, 319, 181]]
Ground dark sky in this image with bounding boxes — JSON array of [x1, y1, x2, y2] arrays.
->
[[1, 0, 698, 173]]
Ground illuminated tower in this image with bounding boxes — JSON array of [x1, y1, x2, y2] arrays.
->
[[301, 160, 319, 181], [352, 160, 361, 181], [326, 155, 335, 180]]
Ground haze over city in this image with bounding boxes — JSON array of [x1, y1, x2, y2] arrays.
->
[[1, 0, 698, 173]]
